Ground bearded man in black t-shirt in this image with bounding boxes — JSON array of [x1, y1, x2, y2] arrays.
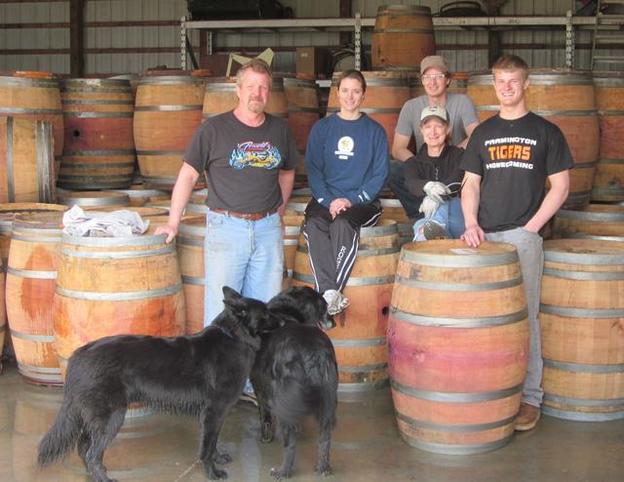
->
[[460, 55, 573, 432]]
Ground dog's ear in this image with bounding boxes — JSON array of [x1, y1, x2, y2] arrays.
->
[[222, 286, 242, 301]]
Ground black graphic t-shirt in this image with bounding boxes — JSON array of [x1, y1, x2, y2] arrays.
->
[[184, 111, 299, 213], [461, 112, 573, 232]]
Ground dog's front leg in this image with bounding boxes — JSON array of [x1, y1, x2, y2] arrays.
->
[[199, 408, 228, 479]]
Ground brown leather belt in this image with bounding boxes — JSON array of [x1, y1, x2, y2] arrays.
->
[[210, 207, 276, 221]]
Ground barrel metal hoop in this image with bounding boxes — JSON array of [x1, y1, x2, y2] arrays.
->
[[338, 363, 388, 372], [61, 245, 174, 259], [544, 393, 624, 407], [540, 303, 624, 318], [134, 105, 202, 112], [395, 411, 516, 433], [390, 307, 528, 328], [597, 110, 624, 116], [531, 109, 598, 117], [63, 111, 134, 119], [373, 27, 434, 34], [399, 249, 518, 267], [390, 379, 523, 403], [337, 379, 389, 392], [182, 275, 205, 286], [0, 78, 59, 88], [0, 107, 62, 115], [475, 105, 500, 111], [596, 158, 624, 164], [293, 271, 395, 286], [544, 251, 622, 265], [543, 358, 624, 373], [10, 329, 55, 342], [542, 405, 624, 422], [395, 274, 523, 291], [62, 99, 134, 105], [7, 266, 57, 279], [137, 77, 204, 86], [56, 282, 182, 301], [61, 160, 136, 169], [556, 209, 624, 221], [543, 267, 624, 281], [398, 432, 514, 455], [330, 337, 386, 348], [61, 233, 167, 247], [135, 150, 185, 156]]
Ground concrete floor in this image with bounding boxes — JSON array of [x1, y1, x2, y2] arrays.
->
[[0, 361, 623, 482]]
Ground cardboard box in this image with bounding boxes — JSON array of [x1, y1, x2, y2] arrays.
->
[[296, 47, 328, 79]]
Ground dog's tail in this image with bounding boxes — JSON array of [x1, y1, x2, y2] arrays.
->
[[37, 398, 82, 467]]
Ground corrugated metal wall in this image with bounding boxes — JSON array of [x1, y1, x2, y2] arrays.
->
[[0, 0, 614, 76]]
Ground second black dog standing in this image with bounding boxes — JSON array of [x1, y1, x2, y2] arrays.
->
[[37, 286, 270, 481], [251, 286, 339, 480]]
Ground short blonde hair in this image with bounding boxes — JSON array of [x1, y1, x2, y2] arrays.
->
[[236, 58, 272, 86], [492, 54, 529, 81]]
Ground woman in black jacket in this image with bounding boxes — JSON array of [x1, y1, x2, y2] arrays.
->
[[405, 105, 465, 240]]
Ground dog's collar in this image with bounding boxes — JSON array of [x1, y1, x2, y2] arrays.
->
[[219, 325, 261, 351]]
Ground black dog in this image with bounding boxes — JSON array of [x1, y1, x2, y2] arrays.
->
[[251, 286, 339, 479], [38, 286, 269, 481]]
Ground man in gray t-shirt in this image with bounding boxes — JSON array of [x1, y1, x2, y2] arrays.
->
[[388, 55, 478, 218], [156, 58, 299, 332]]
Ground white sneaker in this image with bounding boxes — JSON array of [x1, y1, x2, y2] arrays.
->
[[323, 289, 342, 316], [337, 293, 350, 312]]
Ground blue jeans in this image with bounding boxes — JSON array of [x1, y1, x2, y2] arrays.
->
[[203, 211, 283, 326], [412, 197, 465, 241]]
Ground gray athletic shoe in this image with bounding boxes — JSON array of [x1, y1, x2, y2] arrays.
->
[[423, 221, 449, 240], [323, 289, 343, 316]]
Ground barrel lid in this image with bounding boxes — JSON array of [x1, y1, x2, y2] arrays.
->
[[58, 191, 130, 208], [0, 203, 67, 214], [401, 240, 519, 267], [376, 4, 431, 14], [60, 78, 132, 92], [13, 211, 64, 229], [544, 238, 624, 264], [556, 204, 624, 221]]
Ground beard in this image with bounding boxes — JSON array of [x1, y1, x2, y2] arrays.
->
[[247, 98, 266, 113]]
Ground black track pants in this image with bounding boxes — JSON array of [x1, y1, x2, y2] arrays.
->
[[302, 199, 382, 293]]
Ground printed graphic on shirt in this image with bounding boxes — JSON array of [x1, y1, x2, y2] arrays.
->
[[484, 136, 537, 170], [334, 136, 355, 160], [229, 141, 282, 170]]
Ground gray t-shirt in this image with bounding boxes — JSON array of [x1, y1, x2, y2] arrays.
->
[[395, 93, 479, 148], [184, 111, 299, 213]]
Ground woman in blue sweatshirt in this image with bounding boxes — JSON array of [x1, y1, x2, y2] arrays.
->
[[303, 69, 389, 316]]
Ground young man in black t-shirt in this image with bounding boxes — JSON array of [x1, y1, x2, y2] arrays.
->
[[460, 55, 573, 432]]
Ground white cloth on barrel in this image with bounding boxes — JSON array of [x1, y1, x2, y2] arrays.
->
[[62, 205, 149, 237]]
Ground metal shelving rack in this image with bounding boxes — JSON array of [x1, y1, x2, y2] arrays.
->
[[180, 12, 614, 71]]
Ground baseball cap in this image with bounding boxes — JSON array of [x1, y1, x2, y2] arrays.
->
[[420, 105, 449, 124], [420, 55, 449, 75]]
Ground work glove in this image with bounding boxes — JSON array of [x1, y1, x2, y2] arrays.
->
[[418, 195, 439, 219], [423, 181, 451, 204]]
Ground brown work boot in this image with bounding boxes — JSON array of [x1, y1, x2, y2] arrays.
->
[[515, 402, 541, 431]]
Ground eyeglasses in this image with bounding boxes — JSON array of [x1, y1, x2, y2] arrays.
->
[[421, 74, 447, 82]]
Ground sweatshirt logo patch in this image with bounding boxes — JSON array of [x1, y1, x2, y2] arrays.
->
[[334, 136, 354, 160], [229, 141, 281, 170]]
